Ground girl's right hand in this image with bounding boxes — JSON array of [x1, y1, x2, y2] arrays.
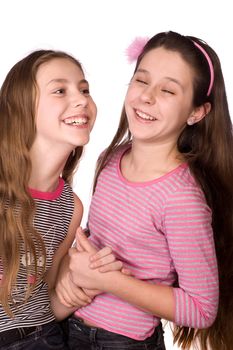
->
[[56, 228, 131, 308], [55, 255, 100, 308]]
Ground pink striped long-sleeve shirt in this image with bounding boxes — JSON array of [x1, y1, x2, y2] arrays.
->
[[76, 145, 219, 340]]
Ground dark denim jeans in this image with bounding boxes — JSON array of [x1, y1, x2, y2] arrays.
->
[[67, 316, 166, 350], [0, 320, 68, 350]]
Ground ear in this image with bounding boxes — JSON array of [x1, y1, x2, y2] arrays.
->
[[187, 102, 211, 125]]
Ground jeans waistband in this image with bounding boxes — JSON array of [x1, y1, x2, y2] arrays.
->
[[70, 315, 163, 342], [0, 321, 55, 347]]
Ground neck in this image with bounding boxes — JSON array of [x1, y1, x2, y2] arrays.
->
[[121, 140, 184, 182], [131, 140, 183, 170], [29, 143, 72, 192]]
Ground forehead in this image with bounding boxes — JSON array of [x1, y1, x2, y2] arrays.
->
[[36, 58, 84, 83], [138, 47, 194, 84]]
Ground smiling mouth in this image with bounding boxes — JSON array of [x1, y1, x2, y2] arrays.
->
[[64, 116, 88, 126], [136, 110, 157, 121]]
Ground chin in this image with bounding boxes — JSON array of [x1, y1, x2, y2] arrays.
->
[[77, 136, 90, 147]]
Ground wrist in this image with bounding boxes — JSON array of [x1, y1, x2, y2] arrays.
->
[[99, 270, 123, 293]]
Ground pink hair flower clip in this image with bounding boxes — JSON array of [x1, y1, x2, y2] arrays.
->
[[125, 36, 150, 63]]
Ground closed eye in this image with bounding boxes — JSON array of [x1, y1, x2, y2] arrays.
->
[[161, 89, 174, 95], [136, 79, 147, 85]]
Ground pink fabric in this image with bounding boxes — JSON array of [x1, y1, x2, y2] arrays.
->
[[125, 37, 149, 63], [76, 146, 219, 340], [29, 177, 64, 200]]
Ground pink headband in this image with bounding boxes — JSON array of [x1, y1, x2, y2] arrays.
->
[[192, 40, 214, 96], [126, 37, 214, 97]]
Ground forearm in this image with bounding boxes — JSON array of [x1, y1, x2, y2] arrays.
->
[[93, 271, 175, 321], [99, 270, 218, 327], [69, 250, 175, 321]]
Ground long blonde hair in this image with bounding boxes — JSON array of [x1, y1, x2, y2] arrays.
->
[[0, 50, 84, 315]]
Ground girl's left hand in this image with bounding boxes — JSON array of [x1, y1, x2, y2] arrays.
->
[[68, 249, 102, 290]]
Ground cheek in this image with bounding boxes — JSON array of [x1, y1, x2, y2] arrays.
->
[[90, 105, 97, 128], [124, 88, 136, 114], [36, 100, 51, 121], [125, 88, 135, 104], [177, 102, 194, 122], [92, 103, 97, 119], [124, 102, 131, 121]]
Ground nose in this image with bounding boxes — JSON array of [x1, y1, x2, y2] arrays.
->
[[140, 86, 155, 104], [72, 90, 88, 108]]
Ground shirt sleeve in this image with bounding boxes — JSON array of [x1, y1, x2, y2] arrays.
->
[[163, 185, 219, 328]]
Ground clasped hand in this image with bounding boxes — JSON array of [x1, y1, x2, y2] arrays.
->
[[56, 227, 129, 308]]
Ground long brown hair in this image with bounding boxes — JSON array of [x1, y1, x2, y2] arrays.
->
[[0, 50, 84, 315], [93, 32, 233, 349]]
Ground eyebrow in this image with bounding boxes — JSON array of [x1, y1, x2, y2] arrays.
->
[[135, 68, 149, 75], [135, 68, 184, 90], [46, 78, 89, 85]]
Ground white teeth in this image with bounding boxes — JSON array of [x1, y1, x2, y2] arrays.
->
[[136, 110, 156, 121], [64, 117, 88, 125]]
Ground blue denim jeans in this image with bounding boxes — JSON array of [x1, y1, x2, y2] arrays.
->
[[0, 320, 68, 350], [67, 316, 166, 350]]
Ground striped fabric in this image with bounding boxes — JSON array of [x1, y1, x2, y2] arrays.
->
[[76, 145, 219, 340], [0, 178, 74, 332]]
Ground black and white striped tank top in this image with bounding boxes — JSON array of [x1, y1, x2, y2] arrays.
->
[[0, 178, 74, 331]]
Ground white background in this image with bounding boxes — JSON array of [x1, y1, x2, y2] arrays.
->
[[1, 1, 232, 348]]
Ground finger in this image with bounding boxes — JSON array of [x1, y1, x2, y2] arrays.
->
[[58, 294, 74, 308], [71, 288, 92, 305], [74, 227, 84, 251], [68, 247, 77, 258], [68, 278, 92, 303], [121, 267, 132, 276], [98, 260, 123, 273], [57, 283, 92, 307], [62, 294, 91, 308], [89, 254, 116, 269], [83, 288, 102, 298], [56, 279, 80, 306], [76, 240, 84, 252], [56, 287, 77, 308], [89, 246, 113, 262], [76, 228, 97, 254]]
